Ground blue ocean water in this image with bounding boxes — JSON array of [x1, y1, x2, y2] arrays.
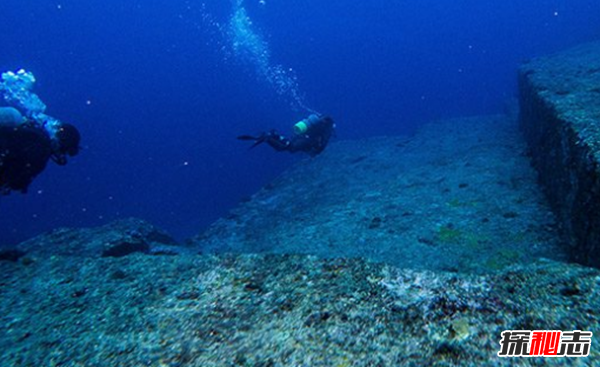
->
[[0, 0, 598, 245]]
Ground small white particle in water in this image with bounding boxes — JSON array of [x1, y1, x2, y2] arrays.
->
[[37, 190, 43, 194], [553, 11, 559, 16], [86, 100, 92, 105], [57, 4, 62, 10], [183, 161, 189, 166]]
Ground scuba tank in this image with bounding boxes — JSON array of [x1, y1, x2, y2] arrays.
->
[[0, 107, 25, 127], [293, 114, 320, 135]]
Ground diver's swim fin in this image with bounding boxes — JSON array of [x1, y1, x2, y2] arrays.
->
[[237, 133, 267, 149]]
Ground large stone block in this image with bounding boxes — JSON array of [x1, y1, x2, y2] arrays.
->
[[519, 42, 600, 267]]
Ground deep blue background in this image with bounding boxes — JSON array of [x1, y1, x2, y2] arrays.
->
[[1, 0, 598, 245]]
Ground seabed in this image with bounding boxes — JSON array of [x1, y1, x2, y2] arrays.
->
[[2, 42, 600, 366]]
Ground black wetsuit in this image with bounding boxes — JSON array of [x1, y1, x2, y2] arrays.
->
[[239, 115, 335, 157], [0, 123, 52, 193]]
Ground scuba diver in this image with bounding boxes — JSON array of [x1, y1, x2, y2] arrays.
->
[[0, 107, 80, 194], [0, 69, 81, 194], [238, 114, 335, 157]]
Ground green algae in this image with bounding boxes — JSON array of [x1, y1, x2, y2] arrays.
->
[[437, 225, 462, 243]]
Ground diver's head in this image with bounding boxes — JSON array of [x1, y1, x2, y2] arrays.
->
[[55, 123, 81, 156]]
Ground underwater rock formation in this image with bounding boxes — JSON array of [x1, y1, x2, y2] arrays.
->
[[14, 218, 182, 258], [519, 41, 600, 267], [192, 115, 564, 273], [2, 109, 600, 364]]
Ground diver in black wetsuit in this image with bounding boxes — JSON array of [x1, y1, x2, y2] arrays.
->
[[0, 107, 80, 194], [238, 114, 335, 157]]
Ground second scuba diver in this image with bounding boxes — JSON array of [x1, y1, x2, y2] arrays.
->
[[238, 114, 335, 157], [0, 70, 81, 194], [0, 106, 80, 194]]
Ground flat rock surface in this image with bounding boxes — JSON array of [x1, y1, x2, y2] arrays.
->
[[1, 252, 598, 366], [193, 115, 565, 273]]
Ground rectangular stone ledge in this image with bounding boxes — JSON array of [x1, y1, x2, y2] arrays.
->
[[519, 42, 600, 267]]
